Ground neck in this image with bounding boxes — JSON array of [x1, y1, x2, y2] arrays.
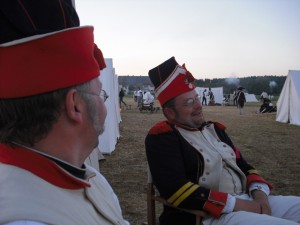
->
[[11, 141, 84, 168]]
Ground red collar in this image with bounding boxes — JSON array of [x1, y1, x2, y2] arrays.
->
[[168, 121, 200, 131], [0, 144, 91, 189]]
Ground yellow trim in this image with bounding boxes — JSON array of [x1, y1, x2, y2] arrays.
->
[[248, 169, 258, 174], [173, 184, 200, 207], [168, 182, 194, 203]]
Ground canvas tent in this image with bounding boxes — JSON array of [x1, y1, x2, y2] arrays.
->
[[98, 58, 122, 153], [276, 70, 300, 126], [85, 58, 122, 170], [245, 93, 258, 102], [196, 87, 224, 105]]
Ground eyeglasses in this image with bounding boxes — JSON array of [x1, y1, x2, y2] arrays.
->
[[100, 90, 109, 102], [79, 89, 109, 102], [183, 95, 201, 107]]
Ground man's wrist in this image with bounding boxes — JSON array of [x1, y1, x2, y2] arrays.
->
[[249, 182, 270, 198], [251, 189, 267, 199], [221, 194, 236, 213]]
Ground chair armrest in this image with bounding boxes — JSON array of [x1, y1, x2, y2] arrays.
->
[[154, 195, 208, 218]]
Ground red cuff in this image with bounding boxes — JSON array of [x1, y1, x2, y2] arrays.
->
[[247, 174, 273, 190], [203, 191, 227, 218]]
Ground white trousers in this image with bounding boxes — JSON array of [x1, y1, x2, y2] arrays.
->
[[204, 195, 300, 225]]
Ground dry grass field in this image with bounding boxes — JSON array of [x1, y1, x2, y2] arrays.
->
[[99, 97, 300, 225]]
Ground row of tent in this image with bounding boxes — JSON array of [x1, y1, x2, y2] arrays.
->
[[197, 70, 300, 126], [195, 87, 258, 105]]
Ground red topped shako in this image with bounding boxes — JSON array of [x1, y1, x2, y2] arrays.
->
[[148, 57, 195, 106], [0, 26, 105, 98]]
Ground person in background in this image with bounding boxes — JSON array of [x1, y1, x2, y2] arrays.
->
[[145, 56, 300, 225], [0, 1, 128, 224], [208, 88, 215, 105], [202, 89, 207, 106], [137, 88, 143, 107], [119, 88, 127, 107], [222, 95, 229, 106], [133, 90, 138, 102], [143, 90, 155, 105], [235, 87, 246, 115], [233, 90, 237, 106], [260, 91, 269, 102], [259, 98, 277, 113]]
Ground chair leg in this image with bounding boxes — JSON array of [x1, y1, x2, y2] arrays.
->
[[147, 183, 156, 225], [196, 215, 200, 225]]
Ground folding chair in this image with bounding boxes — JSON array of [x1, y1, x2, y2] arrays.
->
[[144, 169, 207, 225]]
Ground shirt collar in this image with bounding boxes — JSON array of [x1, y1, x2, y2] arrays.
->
[[0, 144, 93, 189]]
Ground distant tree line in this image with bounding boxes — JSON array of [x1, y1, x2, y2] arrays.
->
[[119, 75, 286, 95], [195, 76, 286, 95]]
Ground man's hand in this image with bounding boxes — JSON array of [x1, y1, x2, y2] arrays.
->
[[233, 191, 272, 215], [233, 198, 261, 214], [252, 190, 272, 215]]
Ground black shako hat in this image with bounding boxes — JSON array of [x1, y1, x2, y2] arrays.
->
[[148, 57, 195, 106], [0, 0, 80, 44], [0, 0, 107, 98]]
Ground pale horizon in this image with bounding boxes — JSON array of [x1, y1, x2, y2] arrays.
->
[[75, 0, 300, 79]]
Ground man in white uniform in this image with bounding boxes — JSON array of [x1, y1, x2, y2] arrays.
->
[[145, 57, 300, 225], [0, 1, 128, 224], [143, 91, 155, 105]]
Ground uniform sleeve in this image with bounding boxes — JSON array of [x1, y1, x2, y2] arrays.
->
[[145, 122, 228, 218]]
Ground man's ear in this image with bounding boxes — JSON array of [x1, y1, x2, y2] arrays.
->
[[65, 89, 83, 123], [163, 107, 176, 121]]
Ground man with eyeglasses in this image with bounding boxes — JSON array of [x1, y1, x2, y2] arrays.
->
[[145, 57, 300, 225], [0, 1, 128, 225]]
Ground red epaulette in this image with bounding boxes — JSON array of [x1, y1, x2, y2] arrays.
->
[[212, 121, 227, 130], [148, 121, 173, 135]]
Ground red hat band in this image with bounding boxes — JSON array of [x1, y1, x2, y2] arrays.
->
[[155, 65, 195, 106], [0, 26, 105, 98]]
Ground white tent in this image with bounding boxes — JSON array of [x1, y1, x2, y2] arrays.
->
[[245, 93, 258, 102], [85, 58, 121, 170], [276, 70, 300, 126], [98, 58, 122, 153], [196, 87, 224, 105]]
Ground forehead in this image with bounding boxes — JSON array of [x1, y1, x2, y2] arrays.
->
[[175, 90, 197, 103]]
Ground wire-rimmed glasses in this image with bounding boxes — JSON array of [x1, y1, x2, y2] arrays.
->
[[79, 89, 109, 102]]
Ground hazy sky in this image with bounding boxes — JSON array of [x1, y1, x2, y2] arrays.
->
[[75, 0, 300, 79]]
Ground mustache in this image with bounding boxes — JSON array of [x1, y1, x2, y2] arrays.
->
[[191, 110, 202, 116]]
